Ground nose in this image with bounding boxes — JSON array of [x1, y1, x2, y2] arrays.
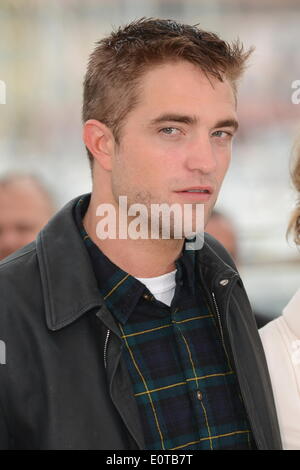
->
[[185, 134, 217, 174]]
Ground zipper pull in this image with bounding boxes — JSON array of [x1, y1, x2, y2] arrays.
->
[[103, 329, 111, 369], [211, 290, 233, 370]]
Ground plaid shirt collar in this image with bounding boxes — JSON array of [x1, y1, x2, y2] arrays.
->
[[74, 194, 197, 325]]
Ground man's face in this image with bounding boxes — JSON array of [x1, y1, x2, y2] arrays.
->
[[110, 60, 238, 236], [0, 184, 52, 260]]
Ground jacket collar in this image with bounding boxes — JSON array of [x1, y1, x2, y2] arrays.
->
[[196, 232, 239, 291], [36, 193, 238, 331], [36, 194, 105, 331]]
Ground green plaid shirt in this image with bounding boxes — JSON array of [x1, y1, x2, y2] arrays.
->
[[75, 196, 255, 450]]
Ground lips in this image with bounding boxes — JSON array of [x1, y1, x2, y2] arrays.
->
[[173, 186, 213, 202], [175, 186, 213, 194]]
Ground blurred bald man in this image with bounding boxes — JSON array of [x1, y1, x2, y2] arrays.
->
[[0, 174, 55, 260], [205, 210, 272, 328], [205, 210, 238, 262]]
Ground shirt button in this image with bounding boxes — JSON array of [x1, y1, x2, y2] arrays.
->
[[220, 279, 229, 286], [143, 293, 151, 301], [196, 390, 203, 400]]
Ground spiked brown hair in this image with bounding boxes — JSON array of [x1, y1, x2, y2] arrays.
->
[[82, 18, 253, 168]]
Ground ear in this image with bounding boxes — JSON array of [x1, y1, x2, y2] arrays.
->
[[83, 119, 115, 171]]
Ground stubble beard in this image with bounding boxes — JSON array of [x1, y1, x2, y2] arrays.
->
[[111, 184, 206, 240]]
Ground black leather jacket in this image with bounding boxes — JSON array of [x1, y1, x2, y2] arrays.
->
[[0, 195, 282, 449]]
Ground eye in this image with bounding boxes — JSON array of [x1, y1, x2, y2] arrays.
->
[[212, 130, 232, 138], [159, 127, 181, 136], [16, 224, 33, 234]]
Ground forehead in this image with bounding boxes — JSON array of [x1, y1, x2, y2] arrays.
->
[[134, 60, 236, 120], [0, 185, 50, 220]]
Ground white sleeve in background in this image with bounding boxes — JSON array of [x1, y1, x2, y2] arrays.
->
[[259, 288, 300, 450]]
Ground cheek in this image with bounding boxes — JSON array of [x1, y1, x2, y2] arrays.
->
[[221, 157, 231, 177], [24, 231, 36, 243], [217, 146, 232, 175], [116, 136, 183, 190]]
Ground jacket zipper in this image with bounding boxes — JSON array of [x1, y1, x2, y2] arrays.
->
[[211, 291, 229, 360], [212, 284, 261, 448], [103, 329, 111, 369]]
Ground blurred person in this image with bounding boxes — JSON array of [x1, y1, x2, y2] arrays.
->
[[0, 19, 281, 450], [260, 139, 300, 449], [205, 210, 272, 328], [0, 173, 55, 260], [205, 209, 238, 260]]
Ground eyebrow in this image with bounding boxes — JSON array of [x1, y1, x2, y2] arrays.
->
[[214, 119, 239, 132], [149, 113, 239, 131], [149, 113, 198, 126]]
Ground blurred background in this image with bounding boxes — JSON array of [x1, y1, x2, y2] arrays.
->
[[0, 0, 299, 322]]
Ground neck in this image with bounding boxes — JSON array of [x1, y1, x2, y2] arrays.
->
[[83, 192, 184, 278]]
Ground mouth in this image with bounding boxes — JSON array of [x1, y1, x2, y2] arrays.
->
[[174, 186, 213, 201]]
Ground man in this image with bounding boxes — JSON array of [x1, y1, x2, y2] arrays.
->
[[205, 210, 272, 328], [0, 173, 55, 260], [205, 210, 238, 261], [0, 18, 281, 449]]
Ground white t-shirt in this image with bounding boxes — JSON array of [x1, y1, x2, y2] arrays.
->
[[135, 269, 177, 306]]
